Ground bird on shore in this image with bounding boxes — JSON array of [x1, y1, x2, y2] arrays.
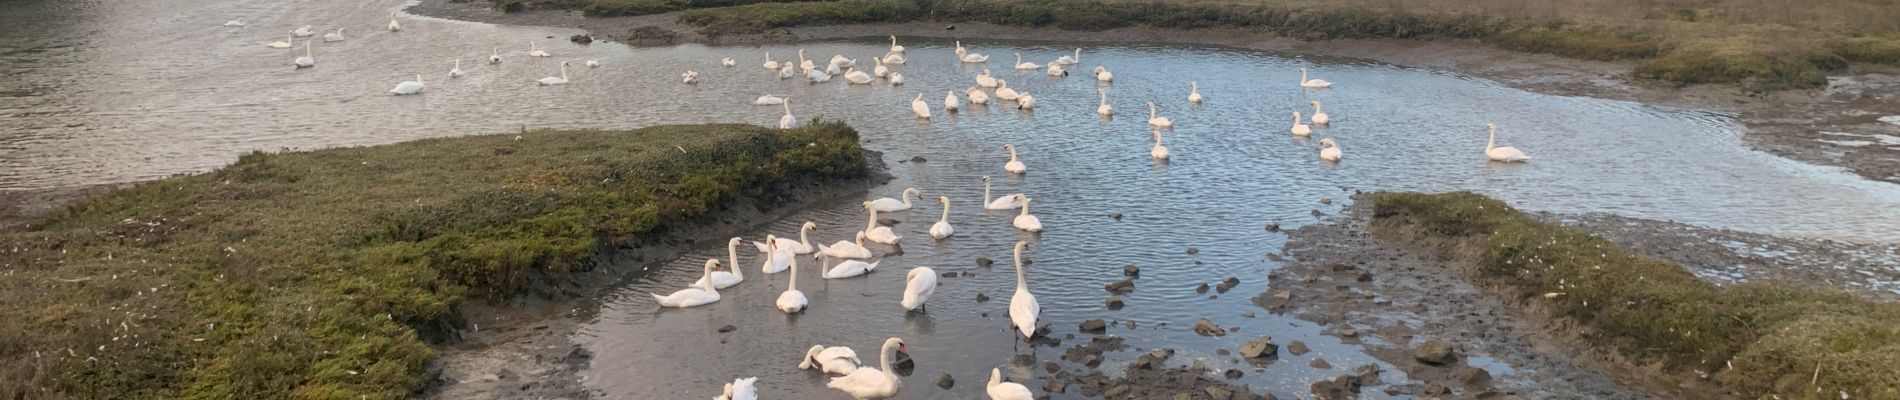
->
[[1484, 123, 1530, 162]]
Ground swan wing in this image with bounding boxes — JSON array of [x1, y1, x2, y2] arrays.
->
[[1010, 291, 1039, 337], [902, 269, 937, 309], [776, 290, 807, 313], [988, 382, 1034, 400], [827, 368, 887, 394]]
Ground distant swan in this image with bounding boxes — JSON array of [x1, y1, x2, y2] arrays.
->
[[1054, 48, 1080, 65], [1008, 241, 1039, 338], [586, 59, 599, 68], [1319, 138, 1342, 162], [755, 94, 786, 105], [293, 25, 314, 37], [1299, 68, 1331, 88], [911, 94, 930, 119], [1013, 53, 1040, 70], [1094, 66, 1113, 83], [537, 61, 569, 85], [722, 57, 736, 67], [528, 41, 550, 58], [779, 100, 796, 129], [1310, 100, 1330, 125], [1188, 81, 1203, 103], [966, 87, 989, 105], [386, 11, 401, 32], [682, 70, 699, 84], [928, 196, 954, 239], [994, 80, 1018, 101], [1097, 89, 1114, 116], [982, 176, 1024, 210], [489, 48, 502, 64], [223, 19, 245, 27], [449, 59, 465, 78], [763, 52, 780, 70], [389, 74, 425, 95], [292, 41, 315, 68], [1484, 124, 1530, 162], [1147, 101, 1172, 128], [1002, 144, 1026, 174], [1290, 112, 1312, 136], [266, 32, 293, 48], [651, 261, 722, 308], [1151, 130, 1170, 160], [944, 91, 960, 113], [323, 28, 344, 42], [1012, 196, 1042, 232], [888, 36, 906, 53], [901, 267, 937, 311]]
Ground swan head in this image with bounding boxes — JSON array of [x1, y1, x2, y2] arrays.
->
[[884, 337, 908, 355], [904, 187, 920, 197], [1320, 138, 1336, 147], [1312, 100, 1322, 107], [1016, 194, 1029, 203], [1015, 240, 1030, 252], [802, 221, 818, 231], [1293, 111, 1303, 118], [856, 231, 867, 241], [938, 196, 949, 204], [990, 368, 1003, 386], [982, 175, 990, 183], [763, 234, 779, 249], [704, 258, 723, 271], [728, 237, 743, 247]]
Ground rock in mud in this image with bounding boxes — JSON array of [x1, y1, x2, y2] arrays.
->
[[1104, 279, 1136, 293], [1240, 336, 1278, 358], [1310, 374, 1365, 400], [1195, 283, 1211, 294], [1414, 339, 1458, 365], [910, 156, 927, 163], [976, 257, 994, 267], [1186, 247, 1200, 254], [1205, 386, 1234, 399], [878, 218, 899, 226], [1310, 357, 1333, 369], [1193, 319, 1225, 336], [1266, 222, 1281, 232], [1224, 369, 1243, 379], [717, 325, 736, 333], [1079, 319, 1107, 333], [1216, 277, 1240, 293], [1123, 264, 1140, 277], [936, 373, 954, 389], [1104, 295, 1124, 310], [975, 293, 989, 302], [1286, 340, 1310, 356]]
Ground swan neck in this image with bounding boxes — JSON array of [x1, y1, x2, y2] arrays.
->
[[940, 199, 951, 222], [1013, 245, 1027, 291], [1487, 126, 1497, 151], [728, 240, 742, 279], [865, 207, 877, 231], [879, 341, 898, 376], [787, 254, 797, 288], [702, 264, 717, 292]]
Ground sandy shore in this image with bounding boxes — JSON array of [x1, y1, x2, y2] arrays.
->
[[408, 0, 1900, 185]]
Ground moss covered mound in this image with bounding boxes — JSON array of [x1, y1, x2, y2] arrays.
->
[[0, 122, 867, 399], [1372, 192, 1900, 399]]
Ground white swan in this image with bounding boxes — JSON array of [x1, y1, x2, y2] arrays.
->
[[722, 57, 736, 68], [695, 238, 747, 289], [1310, 100, 1330, 125], [714, 377, 758, 400], [975, 69, 998, 88], [779, 64, 796, 79], [910, 94, 929, 119], [873, 56, 889, 78], [1016, 92, 1034, 110], [759, 234, 793, 274], [829, 54, 856, 68], [223, 19, 245, 27], [863, 204, 901, 245], [982, 176, 1025, 210], [843, 67, 873, 84], [882, 52, 906, 65], [1151, 130, 1170, 160], [1319, 138, 1342, 162], [966, 87, 990, 105], [1094, 66, 1113, 82], [386, 11, 401, 32], [888, 72, 904, 86], [586, 59, 600, 68], [779, 100, 796, 129], [805, 66, 831, 83], [1054, 48, 1080, 65], [1013, 53, 1040, 70], [537, 61, 570, 85], [1008, 241, 1039, 338], [1299, 67, 1331, 88], [292, 41, 315, 68], [818, 231, 873, 259], [888, 35, 906, 53], [1484, 123, 1530, 162], [994, 80, 1019, 101], [528, 41, 550, 58], [1046, 63, 1067, 77], [1097, 89, 1114, 116], [323, 28, 345, 42], [827, 61, 841, 76], [800, 345, 862, 375], [763, 52, 780, 70], [754, 221, 817, 254], [293, 25, 314, 37], [489, 48, 502, 64], [754, 95, 786, 105], [1290, 111, 1312, 136], [798, 49, 816, 73], [1012, 196, 1042, 232], [682, 70, 700, 84], [820, 253, 879, 279], [1002, 144, 1026, 175], [928, 196, 954, 239], [826, 338, 906, 399], [901, 267, 937, 311], [775, 250, 806, 313], [1188, 81, 1203, 103], [1146, 101, 1172, 128], [944, 91, 961, 114], [449, 59, 465, 78], [651, 261, 722, 308], [868, 188, 920, 212], [987, 368, 1033, 400], [389, 74, 425, 95], [266, 32, 293, 48], [955, 41, 989, 63]]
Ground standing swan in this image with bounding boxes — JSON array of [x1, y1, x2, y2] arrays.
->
[[537, 61, 569, 85], [651, 260, 722, 308], [528, 41, 550, 58], [944, 91, 960, 114], [389, 74, 425, 95], [1008, 241, 1039, 339], [826, 338, 906, 399], [1151, 130, 1170, 160], [820, 253, 879, 279], [449, 59, 465, 78], [1290, 112, 1312, 136], [489, 48, 502, 64], [1097, 89, 1114, 116], [1484, 124, 1530, 162], [987, 368, 1034, 400], [901, 267, 937, 312], [888, 36, 905, 53], [982, 176, 1025, 210], [386, 11, 401, 32], [323, 28, 345, 42], [911, 94, 930, 119], [928, 196, 954, 240], [800, 345, 863, 375], [1012, 196, 1042, 232], [266, 32, 293, 48], [292, 41, 315, 68], [779, 100, 796, 130], [868, 188, 920, 212], [818, 231, 873, 259], [1187, 81, 1203, 103], [1146, 102, 1172, 128], [1299, 68, 1332, 88], [1319, 138, 1342, 162], [1013, 53, 1040, 70], [1311, 100, 1330, 125], [714, 377, 758, 400], [775, 250, 806, 313], [863, 204, 901, 245], [695, 238, 747, 289], [1002, 144, 1027, 175]]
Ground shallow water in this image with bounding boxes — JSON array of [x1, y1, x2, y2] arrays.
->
[[5, 0, 1900, 398]]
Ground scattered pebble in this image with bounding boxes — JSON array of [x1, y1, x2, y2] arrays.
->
[[1192, 318, 1225, 336], [717, 325, 736, 333], [1309, 357, 1333, 369], [1224, 369, 1243, 379], [1079, 319, 1106, 333], [1240, 311, 1255, 318], [935, 373, 953, 389], [1286, 340, 1310, 356], [1123, 264, 1140, 277], [1320, 197, 1333, 205], [975, 293, 989, 302]]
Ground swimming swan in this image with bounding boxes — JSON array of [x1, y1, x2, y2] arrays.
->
[[1151, 130, 1170, 160], [820, 253, 879, 279], [863, 204, 901, 245], [888, 36, 905, 53], [1012, 196, 1042, 232], [1319, 138, 1342, 162], [1054, 48, 1080, 65], [982, 176, 1025, 210], [763, 52, 780, 70], [994, 80, 1019, 101], [266, 32, 293, 48], [292, 41, 315, 68], [944, 91, 960, 113], [1299, 68, 1331, 88], [1290, 112, 1312, 136], [1484, 124, 1530, 162], [586, 59, 600, 68], [1147, 101, 1172, 128], [293, 25, 314, 37], [868, 188, 920, 212], [826, 338, 906, 399], [844, 67, 873, 84], [911, 94, 930, 119], [1188, 81, 1203, 103], [449, 59, 465, 78], [1094, 66, 1113, 83], [651, 260, 722, 308], [682, 70, 699, 84], [928, 196, 954, 239], [1097, 89, 1114, 116], [323, 28, 344, 42], [966, 87, 990, 105], [695, 238, 746, 289], [775, 250, 806, 313], [818, 231, 873, 259], [389, 74, 425, 95], [1013, 53, 1040, 70], [528, 41, 550, 58], [1311, 100, 1330, 125], [779, 100, 796, 129], [1009, 241, 1039, 338], [873, 56, 889, 78], [975, 69, 998, 88], [1002, 144, 1027, 174], [537, 61, 569, 85]]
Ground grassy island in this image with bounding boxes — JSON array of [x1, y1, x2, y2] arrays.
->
[[0, 122, 868, 399]]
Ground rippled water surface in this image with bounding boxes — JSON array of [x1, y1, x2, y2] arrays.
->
[[5, 0, 1900, 398]]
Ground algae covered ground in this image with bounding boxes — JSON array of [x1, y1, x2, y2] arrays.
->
[[0, 122, 867, 399]]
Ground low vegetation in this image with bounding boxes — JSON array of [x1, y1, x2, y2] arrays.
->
[[0, 122, 868, 399], [1371, 192, 1900, 399]]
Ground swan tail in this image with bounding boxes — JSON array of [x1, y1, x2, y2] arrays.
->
[[649, 293, 669, 306], [866, 261, 880, 271]]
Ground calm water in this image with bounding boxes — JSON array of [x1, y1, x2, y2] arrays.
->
[[5, 0, 1900, 398]]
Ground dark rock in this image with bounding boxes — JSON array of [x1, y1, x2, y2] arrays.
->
[[1195, 283, 1210, 293], [1240, 336, 1277, 358], [910, 156, 927, 163], [1215, 277, 1240, 293], [940, 271, 957, 278], [936, 373, 954, 389], [1224, 369, 1243, 379], [1104, 384, 1130, 397], [1309, 357, 1333, 369], [1193, 319, 1225, 336], [1320, 197, 1333, 205], [1104, 295, 1124, 310], [878, 218, 900, 226], [945, 24, 956, 30], [1266, 222, 1281, 232], [1079, 319, 1107, 333], [977, 257, 994, 267], [1104, 279, 1136, 293], [1414, 339, 1458, 365], [717, 325, 736, 333], [1108, 212, 1122, 220], [1123, 264, 1140, 277], [1215, 348, 1230, 356], [961, 271, 975, 277], [975, 293, 989, 302], [1206, 387, 1234, 400], [1422, 383, 1451, 396], [1043, 361, 1060, 373], [1286, 340, 1310, 356], [1186, 247, 1199, 254], [568, 34, 593, 44], [1041, 378, 1066, 393], [1457, 366, 1494, 387]]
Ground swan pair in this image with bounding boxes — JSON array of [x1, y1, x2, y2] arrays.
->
[[981, 176, 1026, 210], [651, 259, 725, 308], [872, 57, 890, 78], [1319, 138, 1342, 162], [538, 62, 570, 85], [1016, 93, 1035, 110], [1001, 144, 1027, 175], [388, 75, 425, 95], [758, 234, 794, 274], [696, 238, 747, 290]]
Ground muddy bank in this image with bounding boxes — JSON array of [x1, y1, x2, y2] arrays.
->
[[0, 183, 134, 232], [1536, 212, 1900, 302], [407, 0, 1900, 185]]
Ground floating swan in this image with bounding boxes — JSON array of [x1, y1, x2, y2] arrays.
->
[[1096, 89, 1114, 116], [1013, 53, 1040, 70], [819, 253, 879, 279], [798, 49, 816, 73], [722, 57, 736, 67], [714, 377, 758, 400], [779, 100, 796, 129], [966, 87, 990, 105], [994, 80, 1019, 101], [911, 94, 929, 119], [537, 61, 569, 85], [763, 52, 780, 70], [1188, 81, 1203, 103], [775, 250, 806, 313], [829, 54, 855, 68], [759, 234, 793, 274], [293, 25, 314, 37], [888, 36, 905, 53], [586, 59, 599, 68], [868, 188, 920, 212], [754, 95, 786, 105], [1054, 48, 1080, 65], [292, 41, 315, 68], [266, 32, 293, 48], [695, 238, 747, 289], [1016, 92, 1034, 110], [944, 91, 960, 114], [982, 176, 1025, 210], [889, 73, 904, 85], [805, 66, 831, 83], [1151, 130, 1170, 160], [1012, 196, 1042, 232], [1094, 66, 1113, 83], [1008, 241, 1039, 338], [1319, 138, 1342, 162], [651, 260, 722, 308], [826, 338, 906, 399], [323, 28, 344, 42], [389, 74, 425, 95], [223, 19, 245, 27], [489, 48, 502, 64], [844, 67, 873, 84], [449, 59, 465, 78], [801, 344, 862, 375], [987, 368, 1034, 400], [818, 231, 873, 259], [975, 70, 998, 88], [682, 70, 699, 84], [1484, 123, 1530, 162], [827, 61, 841, 76], [873, 56, 889, 78], [753, 221, 817, 254], [1147, 101, 1172, 128], [1299, 68, 1331, 88], [386, 11, 401, 32], [928, 196, 954, 239], [1311, 100, 1330, 125], [1290, 111, 1312, 136], [901, 267, 937, 311], [882, 52, 906, 65], [955, 41, 989, 63], [863, 204, 901, 245], [528, 41, 550, 58], [1046, 63, 1067, 77], [779, 64, 796, 79], [1002, 144, 1027, 175]]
